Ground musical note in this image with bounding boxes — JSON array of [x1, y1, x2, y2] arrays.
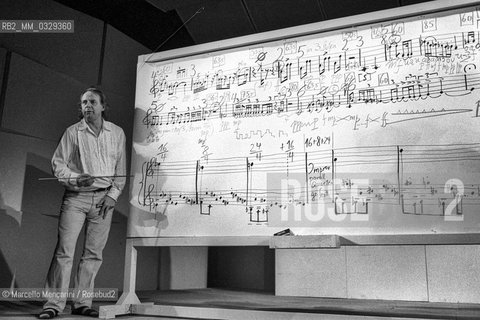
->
[[401, 40, 413, 58], [298, 58, 312, 79]]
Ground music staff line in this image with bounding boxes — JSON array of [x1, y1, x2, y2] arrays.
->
[[150, 30, 480, 94], [139, 183, 480, 197], [141, 144, 480, 177], [149, 142, 480, 165], [152, 157, 480, 175], [138, 182, 480, 218], [140, 185, 470, 218], [137, 143, 480, 218], [143, 72, 480, 127], [139, 189, 480, 202], [144, 184, 480, 195]]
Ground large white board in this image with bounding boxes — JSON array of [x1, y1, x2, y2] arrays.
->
[[128, 1, 480, 237]]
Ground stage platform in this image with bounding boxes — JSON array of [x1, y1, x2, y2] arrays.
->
[[2, 288, 480, 319]]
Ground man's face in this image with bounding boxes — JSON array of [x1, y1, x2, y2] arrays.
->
[[81, 91, 104, 123]]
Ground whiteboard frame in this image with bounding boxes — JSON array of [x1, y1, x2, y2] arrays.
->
[[130, 0, 480, 239], [101, 2, 480, 318]]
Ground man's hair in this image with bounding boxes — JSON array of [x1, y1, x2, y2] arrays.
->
[[78, 86, 109, 120]]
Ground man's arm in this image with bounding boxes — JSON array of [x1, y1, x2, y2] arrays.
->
[[106, 129, 127, 201], [52, 129, 82, 187], [99, 129, 126, 218]]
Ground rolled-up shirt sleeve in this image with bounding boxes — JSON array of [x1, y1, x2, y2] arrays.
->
[[107, 129, 126, 201], [52, 129, 81, 187]]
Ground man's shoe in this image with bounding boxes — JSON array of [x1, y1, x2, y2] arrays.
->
[[38, 308, 58, 319], [71, 306, 99, 317]]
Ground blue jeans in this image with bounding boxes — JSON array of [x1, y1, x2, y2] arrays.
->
[[43, 189, 113, 312]]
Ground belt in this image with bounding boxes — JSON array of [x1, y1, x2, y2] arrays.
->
[[65, 186, 111, 194]]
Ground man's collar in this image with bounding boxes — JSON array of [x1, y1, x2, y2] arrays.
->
[[103, 120, 112, 131], [78, 118, 111, 131], [78, 119, 88, 131]]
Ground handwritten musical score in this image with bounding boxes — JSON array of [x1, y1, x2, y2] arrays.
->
[[136, 143, 480, 216], [130, 5, 480, 237]]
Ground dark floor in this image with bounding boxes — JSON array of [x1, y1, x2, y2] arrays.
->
[[1, 288, 480, 319]]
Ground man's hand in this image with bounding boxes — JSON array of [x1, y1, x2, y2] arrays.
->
[[77, 174, 94, 187], [98, 195, 116, 219]]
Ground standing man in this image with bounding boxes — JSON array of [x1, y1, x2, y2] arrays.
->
[[38, 87, 126, 319]]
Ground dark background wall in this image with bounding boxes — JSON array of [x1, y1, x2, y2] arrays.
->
[[0, 0, 273, 294], [0, 0, 156, 291]]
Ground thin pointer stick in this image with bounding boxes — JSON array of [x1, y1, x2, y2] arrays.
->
[[139, 7, 205, 70], [38, 175, 134, 181]]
